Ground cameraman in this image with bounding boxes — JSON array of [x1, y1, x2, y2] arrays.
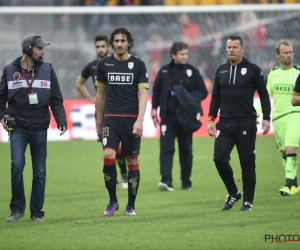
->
[[0, 34, 67, 222]]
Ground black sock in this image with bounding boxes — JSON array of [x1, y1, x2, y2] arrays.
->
[[285, 178, 294, 188], [103, 164, 117, 202], [127, 170, 140, 208], [117, 158, 127, 175], [294, 177, 298, 187]]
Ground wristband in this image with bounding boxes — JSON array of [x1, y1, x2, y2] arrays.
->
[[208, 115, 216, 122]]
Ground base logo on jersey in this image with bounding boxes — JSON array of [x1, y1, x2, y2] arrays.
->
[[186, 69, 192, 77], [241, 68, 247, 75], [108, 73, 133, 85], [274, 85, 292, 94], [128, 62, 134, 69]]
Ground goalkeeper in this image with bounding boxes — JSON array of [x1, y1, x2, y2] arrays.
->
[[257, 39, 300, 196]]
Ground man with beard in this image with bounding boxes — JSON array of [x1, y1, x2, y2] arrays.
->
[[0, 34, 67, 222], [263, 39, 300, 196], [96, 27, 149, 216], [75, 35, 128, 189]]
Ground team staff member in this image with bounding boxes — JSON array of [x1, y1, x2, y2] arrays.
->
[[75, 35, 127, 189], [292, 74, 300, 106], [151, 41, 208, 191], [95, 27, 149, 216], [0, 34, 67, 222], [207, 36, 271, 211], [262, 40, 300, 196]]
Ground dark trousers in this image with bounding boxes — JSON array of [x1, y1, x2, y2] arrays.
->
[[160, 116, 193, 187], [9, 127, 47, 217], [213, 120, 257, 203]]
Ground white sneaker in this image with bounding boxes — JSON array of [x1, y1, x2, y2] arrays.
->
[[122, 182, 128, 189], [121, 173, 128, 189], [158, 182, 174, 191]]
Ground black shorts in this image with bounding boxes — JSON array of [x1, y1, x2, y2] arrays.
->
[[101, 116, 141, 157]]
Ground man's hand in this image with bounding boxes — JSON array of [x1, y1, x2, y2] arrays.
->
[[58, 125, 67, 136], [96, 122, 102, 141], [152, 117, 159, 128], [207, 122, 215, 137], [261, 120, 270, 135], [133, 119, 143, 137], [151, 108, 159, 128], [0, 115, 9, 131]]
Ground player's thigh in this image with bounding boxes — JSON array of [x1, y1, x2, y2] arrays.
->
[[121, 117, 141, 157], [273, 117, 287, 151], [102, 117, 120, 151], [285, 113, 300, 148]]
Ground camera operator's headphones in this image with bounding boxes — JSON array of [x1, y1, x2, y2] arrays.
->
[[25, 35, 41, 56]]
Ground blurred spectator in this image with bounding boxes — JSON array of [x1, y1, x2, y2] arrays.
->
[[147, 31, 169, 63], [118, 0, 133, 5], [11, 0, 54, 5], [145, 31, 169, 88], [140, 0, 164, 4], [202, 16, 223, 84], [268, 0, 284, 3], [179, 13, 201, 53], [88, 0, 109, 36], [238, 11, 266, 65], [178, 13, 201, 65], [92, 0, 107, 5]]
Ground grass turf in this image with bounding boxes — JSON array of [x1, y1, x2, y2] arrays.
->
[[0, 136, 299, 250]]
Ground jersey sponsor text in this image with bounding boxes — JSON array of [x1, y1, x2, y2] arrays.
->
[[274, 84, 293, 94], [108, 73, 133, 85]]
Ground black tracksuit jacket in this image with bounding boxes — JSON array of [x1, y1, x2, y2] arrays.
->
[[152, 60, 208, 120], [209, 57, 271, 122]]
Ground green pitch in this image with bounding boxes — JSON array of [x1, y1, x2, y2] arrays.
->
[[0, 136, 299, 250]]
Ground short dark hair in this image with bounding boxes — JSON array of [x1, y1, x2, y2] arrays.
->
[[170, 41, 189, 57], [109, 27, 134, 53], [227, 35, 244, 47], [94, 35, 109, 45]]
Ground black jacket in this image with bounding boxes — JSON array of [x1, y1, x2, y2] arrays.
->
[[152, 60, 208, 120], [173, 84, 202, 132], [209, 57, 271, 122], [0, 56, 67, 129]]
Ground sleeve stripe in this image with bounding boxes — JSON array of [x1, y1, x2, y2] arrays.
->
[[95, 81, 105, 87], [138, 83, 149, 89]]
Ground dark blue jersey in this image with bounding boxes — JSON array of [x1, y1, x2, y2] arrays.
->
[[96, 55, 149, 116]]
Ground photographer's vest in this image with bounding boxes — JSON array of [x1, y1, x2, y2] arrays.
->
[[5, 62, 52, 125]]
